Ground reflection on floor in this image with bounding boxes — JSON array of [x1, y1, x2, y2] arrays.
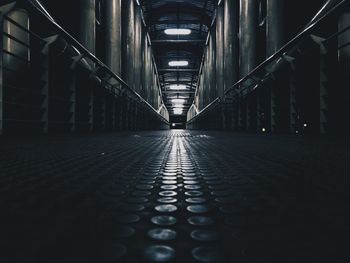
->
[[0, 130, 349, 262]]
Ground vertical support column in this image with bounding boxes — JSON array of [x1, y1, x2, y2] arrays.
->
[[224, 0, 239, 130], [209, 31, 216, 106], [104, 0, 121, 130], [239, 0, 258, 77], [216, 4, 224, 100], [266, 0, 284, 57], [134, 5, 142, 94], [79, 0, 95, 131], [79, 0, 96, 54], [266, 0, 285, 132], [239, 0, 259, 131], [122, 0, 135, 89], [141, 30, 148, 100], [216, 4, 224, 129], [40, 36, 57, 134], [338, 13, 350, 133], [146, 35, 152, 104], [0, 16, 4, 135], [224, 0, 239, 90], [104, 0, 121, 75]]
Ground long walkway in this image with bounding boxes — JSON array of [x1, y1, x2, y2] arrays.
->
[[0, 131, 349, 262]]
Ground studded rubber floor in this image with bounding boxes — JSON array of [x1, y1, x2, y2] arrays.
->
[[0, 130, 349, 263]]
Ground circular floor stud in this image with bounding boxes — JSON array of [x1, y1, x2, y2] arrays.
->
[[190, 229, 219, 242], [147, 228, 177, 241], [164, 170, 177, 174], [187, 216, 214, 226], [155, 204, 178, 213], [187, 205, 209, 214], [151, 215, 177, 226], [160, 185, 178, 190], [184, 185, 201, 190], [192, 246, 222, 263], [185, 191, 203, 197], [157, 197, 178, 204], [162, 176, 177, 180], [143, 245, 176, 262], [159, 191, 177, 197], [185, 197, 207, 204], [162, 180, 177, 185], [163, 172, 177, 176]]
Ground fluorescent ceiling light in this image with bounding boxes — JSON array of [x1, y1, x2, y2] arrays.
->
[[169, 61, 189, 67], [174, 108, 183, 115], [169, 84, 187, 90], [164, 29, 191, 35], [173, 104, 185, 108], [172, 99, 186, 104]]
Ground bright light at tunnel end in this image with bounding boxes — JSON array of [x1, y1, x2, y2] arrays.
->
[[169, 61, 189, 67], [173, 108, 183, 115], [164, 28, 191, 35]]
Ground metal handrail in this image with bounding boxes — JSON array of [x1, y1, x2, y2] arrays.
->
[[224, 0, 347, 96], [187, 0, 347, 124], [187, 98, 220, 124], [21, 0, 169, 124]]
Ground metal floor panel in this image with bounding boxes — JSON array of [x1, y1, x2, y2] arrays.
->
[[0, 131, 349, 262]]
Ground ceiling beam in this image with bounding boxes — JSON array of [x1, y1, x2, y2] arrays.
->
[[158, 69, 199, 72], [163, 90, 195, 94], [152, 39, 205, 43]]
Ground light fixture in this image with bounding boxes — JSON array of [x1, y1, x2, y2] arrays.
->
[[169, 84, 187, 90], [169, 61, 189, 67], [164, 28, 191, 35], [172, 123, 176, 127], [173, 104, 185, 108], [174, 108, 183, 115], [262, 128, 266, 132], [172, 99, 186, 104]]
